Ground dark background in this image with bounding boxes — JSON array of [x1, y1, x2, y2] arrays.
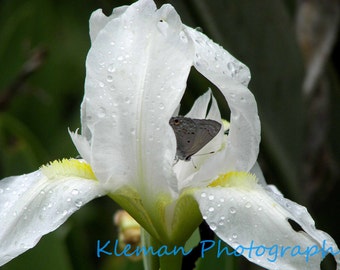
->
[[0, 0, 339, 269]]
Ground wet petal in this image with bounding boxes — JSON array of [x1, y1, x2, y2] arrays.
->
[[0, 160, 104, 266], [78, 0, 195, 197], [195, 172, 339, 269], [186, 27, 260, 185]]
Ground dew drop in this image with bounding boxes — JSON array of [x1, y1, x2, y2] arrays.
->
[[220, 216, 225, 220], [196, 59, 209, 69], [62, 210, 68, 216], [117, 56, 124, 61], [201, 192, 207, 198], [208, 207, 214, 212], [71, 189, 79, 196], [66, 198, 71, 202], [232, 233, 238, 239], [219, 198, 225, 203], [108, 64, 116, 73], [107, 75, 113, 82], [229, 207, 236, 214], [227, 62, 236, 75], [210, 223, 217, 231], [124, 97, 131, 104], [245, 202, 252, 208], [179, 31, 188, 43], [75, 199, 83, 208], [159, 103, 165, 110], [99, 82, 105, 88], [208, 195, 214, 201], [98, 107, 106, 118], [202, 215, 207, 220]]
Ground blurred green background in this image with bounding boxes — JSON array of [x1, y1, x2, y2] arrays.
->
[[0, 0, 339, 269]]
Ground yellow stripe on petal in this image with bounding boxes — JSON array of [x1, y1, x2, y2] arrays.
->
[[209, 171, 258, 190], [40, 159, 97, 181]]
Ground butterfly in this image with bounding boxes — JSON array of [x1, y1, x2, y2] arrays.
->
[[169, 116, 222, 161]]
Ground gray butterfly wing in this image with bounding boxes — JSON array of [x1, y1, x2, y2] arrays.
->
[[169, 116, 221, 161], [169, 117, 197, 160]]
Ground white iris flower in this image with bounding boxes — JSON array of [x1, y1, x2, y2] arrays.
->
[[0, 0, 339, 269]]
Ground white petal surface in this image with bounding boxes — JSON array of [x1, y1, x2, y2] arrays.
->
[[89, 7, 128, 43], [186, 27, 260, 184], [79, 0, 194, 198], [0, 169, 104, 266], [195, 177, 339, 269]]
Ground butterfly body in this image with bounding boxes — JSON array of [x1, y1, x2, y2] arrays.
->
[[169, 116, 222, 161]]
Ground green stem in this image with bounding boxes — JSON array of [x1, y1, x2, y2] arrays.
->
[[142, 229, 160, 270], [141, 229, 183, 270], [159, 251, 183, 270]]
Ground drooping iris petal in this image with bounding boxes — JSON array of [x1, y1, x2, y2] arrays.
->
[[72, 0, 195, 199], [0, 160, 104, 266], [195, 172, 340, 269]]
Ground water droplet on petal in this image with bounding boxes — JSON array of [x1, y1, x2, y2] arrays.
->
[[107, 75, 113, 82], [245, 202, 252, 208], [208, 207, 214, 212], [179, 31, 188, 43], [108, 64, 116, 72], [227, 62, 236, 76], [219, 198, 225, 203], [208, 195, 214, 200], [159, 103, 165, 110], [75, 199, 83, 208], [124, 97, 131, 104], [201, 192, 207, 198], [98, 107, 106, 118], [229, 207, 236, 214], [202, 215, 207, 220], [232, 233, 238, 239], [210, 223, 217, 231], [71, 189, 79, 196]]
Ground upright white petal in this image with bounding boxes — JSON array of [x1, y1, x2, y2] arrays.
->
[[185, 27, 260, 186], [73, 0, 195, 201], [0, 161, 104, 266]]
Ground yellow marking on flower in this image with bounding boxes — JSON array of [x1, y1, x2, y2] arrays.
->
[[209, 171, 258, 190], [222, 119, 230, 132], [40, 159, 97, 181]]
